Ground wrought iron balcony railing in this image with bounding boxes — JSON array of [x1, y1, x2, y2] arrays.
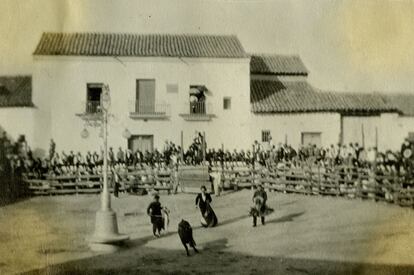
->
[[129, 101, 170, 119], [85, 100, 102, 114], [180, 101, 215, 121], [76, 100, 103, 121]]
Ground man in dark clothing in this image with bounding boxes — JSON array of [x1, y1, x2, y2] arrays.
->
[[252, 184, 268, 227], [67, 151, 75, 165], [116, 147, 124, 164], [125, 149, 133, 166], [108, 147, 115, 165], [49, 139, 56, 160], [195, 186, 218, 227], [147, 194, 164, 237]]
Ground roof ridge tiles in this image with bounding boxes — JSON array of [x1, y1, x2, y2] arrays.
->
[[33, 32, 247, 58]]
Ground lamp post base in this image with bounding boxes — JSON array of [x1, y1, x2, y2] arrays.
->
[[89, 210, 129, 252]]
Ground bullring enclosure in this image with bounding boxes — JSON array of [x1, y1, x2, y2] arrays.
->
[[3, 1, 414, 274], [1, 187, 413, 274]]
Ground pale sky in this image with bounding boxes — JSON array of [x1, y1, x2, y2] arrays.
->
[[1, 0, 414, 93]]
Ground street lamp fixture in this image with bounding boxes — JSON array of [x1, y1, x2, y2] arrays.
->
[[86, 84, 129, 252], [81, 128, 89, 139], [122, 128, 132, 139]]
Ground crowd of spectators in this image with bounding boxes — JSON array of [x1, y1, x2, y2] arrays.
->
[[1, 130, 413, 181]]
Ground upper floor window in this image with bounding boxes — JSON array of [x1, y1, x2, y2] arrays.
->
[[262, 130, 271, 143], [223, 97, 231, 110], [189, 85, 207, 114], [136, 79, 155, 113], [86, 83, 103, 113]]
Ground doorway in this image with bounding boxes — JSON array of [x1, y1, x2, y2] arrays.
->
[[301, 132, 322, 147], [128, 135, 154, 153]]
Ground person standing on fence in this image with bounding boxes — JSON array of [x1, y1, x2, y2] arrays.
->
[[195, 185, 218, 227], [49, 139, 56, 161], [111, 168, 120, 198], [116, 147, 124, 164], [172, 165, 179, 194]]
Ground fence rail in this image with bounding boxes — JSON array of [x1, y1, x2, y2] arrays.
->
[[24, 169, 175, 196], [23, 164, 414, 209]]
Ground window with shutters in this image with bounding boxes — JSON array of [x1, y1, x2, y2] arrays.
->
[[262, 130, 271, 142], [223, 97, 231, 110], [135, 79, 156, 114]]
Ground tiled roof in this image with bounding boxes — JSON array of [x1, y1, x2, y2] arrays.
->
[[0, 76, 33, 107], [33, 32, 248, 58], [250, 54, 308, 75], [251, 80, 398, 114], [386, 94, 414, 116]]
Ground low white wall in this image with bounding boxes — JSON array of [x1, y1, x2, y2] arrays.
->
[[342, 115, 381, 149], [342, 113, 414, 151], [0, 107, 39, 151], [250, 112, 341, 149], [379, 114, 414, 151]]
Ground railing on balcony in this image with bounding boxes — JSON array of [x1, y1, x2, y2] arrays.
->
[[190, 101, 206, 114], [129, 101, 170, 119], [180, 101, 215, 121], [85, 100, 102, 114], [76, 100, 102, 120]]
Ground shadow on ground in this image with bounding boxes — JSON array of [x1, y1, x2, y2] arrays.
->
[[266, 211, 306, 224], [23, 236, 414, 275]]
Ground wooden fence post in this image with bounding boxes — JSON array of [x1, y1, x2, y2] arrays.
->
[[361, 124, 365, 149], [335, 166, 340, 197], [355, 167, 361, 199], [75, 174, 79, 195], [202, 131, 206, 165], [180, 130, 184, 162], [317, 164, 321, 196]]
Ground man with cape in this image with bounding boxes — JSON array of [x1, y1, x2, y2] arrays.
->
[[195, 185, 218, 227]]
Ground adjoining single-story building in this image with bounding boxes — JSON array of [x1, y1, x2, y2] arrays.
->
[[0, 32, 413, 156], [249, 54, 414, 151]]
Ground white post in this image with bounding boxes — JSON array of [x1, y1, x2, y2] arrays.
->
[[101, 109, 110, 211]]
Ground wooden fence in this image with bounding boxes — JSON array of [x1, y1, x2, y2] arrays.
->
[[24, 168, 175, 196], [212, 164, 414, 208], [23, 164, 414, 208]]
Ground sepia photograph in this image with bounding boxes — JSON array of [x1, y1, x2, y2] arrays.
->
[[0, 0, 414, 274]]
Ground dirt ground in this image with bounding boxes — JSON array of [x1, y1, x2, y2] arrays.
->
[[0, 190, 413, 275]]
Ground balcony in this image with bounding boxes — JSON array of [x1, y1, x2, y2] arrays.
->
[[180, 101, 215, 121], [76, 101, 103, 121], [129, 101, 170, 120]]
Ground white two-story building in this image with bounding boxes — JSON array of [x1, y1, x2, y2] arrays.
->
[[31, 33, 251, 153]]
